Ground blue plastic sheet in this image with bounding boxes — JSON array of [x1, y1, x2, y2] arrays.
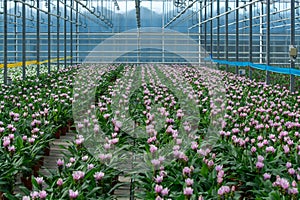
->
[[206, 57, 300, 77]]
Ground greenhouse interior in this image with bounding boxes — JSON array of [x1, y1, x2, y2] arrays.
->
[[1, 0, 300, 199]]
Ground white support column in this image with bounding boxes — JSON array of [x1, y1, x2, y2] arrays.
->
[[259, 2, 263, 64], [198, 0, 202, 67]]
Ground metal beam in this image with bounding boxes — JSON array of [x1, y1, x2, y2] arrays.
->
[[266, 0, 270, 84], [210, 2, 213, 60], [135, 0, 141, 28], [14, 0, 79, 25], [259, 2, 264, 64], [22, 0, 26, 80], [164, 0, 198, 28], [290, 0, 295, 92], [189, 0, 261, 30], [212, 4, 300, 31], [235, 0, 239, 74], [112, 0, 120, 11], [170, 0, 214, 28], [199, 0, 202, 66], [48, 0, 51, 74], [76, 1, 79, 64], [64, 0, 67, 68], [57, 0, 60, 70], [3, 0, 8, 84], [74, 0, 113, 28], [217, 0, 220, 69], [249, 0, 253, 79], [162, 0, 165, 63], [10, 0, 103, 35], [37, 0, 40, 76], [14, 1, 18, 63], [204, 0, 207, 66], [70, 0, 73, 66], [225, 0, 228, 71]]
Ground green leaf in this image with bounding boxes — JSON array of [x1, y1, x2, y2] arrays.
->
[[200, 164, 209, 178], [268, 191, 282, 200]]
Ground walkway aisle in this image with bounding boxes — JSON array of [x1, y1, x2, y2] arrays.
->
[[39, 132, 76, 176], [13, 131, 136, 199], [40, 132, 136, 200]]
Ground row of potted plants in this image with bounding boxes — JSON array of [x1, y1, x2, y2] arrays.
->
[[0, 64, 80, 199], [19, 64, 127, 200], [75, 64, 299, 199], [1, 63, 299, 199], [0, 64, 60, 84], [219, 65, 300, 91], [26, 64, 299, 199]]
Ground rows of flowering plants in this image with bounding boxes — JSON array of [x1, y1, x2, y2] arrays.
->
[[20, 64, 126, 200], [0, 64, 123, 199], [68, 64, 299, 200], [0, 64, 59, 84], [214, 71, 300, 199], [0, 65, 79, 199], [219, 65, 300, 91], [1, 63, 299, 200]]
